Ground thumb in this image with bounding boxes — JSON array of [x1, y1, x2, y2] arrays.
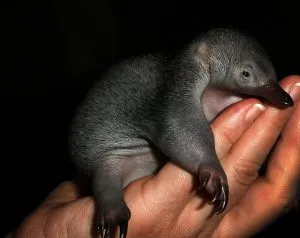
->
[[14, 181, 96, 238]]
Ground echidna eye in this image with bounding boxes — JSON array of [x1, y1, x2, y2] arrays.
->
[[242, 70, 250, 77]]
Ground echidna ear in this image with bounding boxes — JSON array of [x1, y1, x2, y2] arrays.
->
[[197, 41, 208, 56], [194, 41, 209, 70]]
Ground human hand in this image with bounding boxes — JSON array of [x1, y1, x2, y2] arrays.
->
[[13, 75, 300, 238]]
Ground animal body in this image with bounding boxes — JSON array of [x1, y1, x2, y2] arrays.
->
[[69, 28, 294, 238]]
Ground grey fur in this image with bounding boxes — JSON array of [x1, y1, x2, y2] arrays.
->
[[69, 28, 293, 238]]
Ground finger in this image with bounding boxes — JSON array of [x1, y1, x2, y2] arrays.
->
[[265, 84, 300, 205], [122, 163, 205, 238], [49, 197, 96, 238], [41, 181, 83, 208], [216, 81, 300, 238], [140, 162, 197, 215], [211, 98, 265, 159], [223, 78, 299, 195]]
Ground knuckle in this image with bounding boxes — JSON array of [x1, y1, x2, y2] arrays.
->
[[221, 128, 235, 149], [232, 160, 260, 187]]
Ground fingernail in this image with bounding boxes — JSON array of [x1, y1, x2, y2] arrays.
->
[[289, 83, 300, 101], [245, 103, 266, 121]]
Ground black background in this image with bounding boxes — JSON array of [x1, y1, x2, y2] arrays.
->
[[2, 0, 300, 237]]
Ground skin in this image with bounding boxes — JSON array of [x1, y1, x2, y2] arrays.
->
[[13, 75, 300, 238]]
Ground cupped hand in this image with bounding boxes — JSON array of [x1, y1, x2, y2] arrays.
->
[[14, 75, 300, 238]]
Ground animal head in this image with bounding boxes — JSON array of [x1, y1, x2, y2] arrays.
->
[[193, 28, 294, 108]]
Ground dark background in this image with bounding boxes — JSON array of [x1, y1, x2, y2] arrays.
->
[[2, 0, 300, 237]]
